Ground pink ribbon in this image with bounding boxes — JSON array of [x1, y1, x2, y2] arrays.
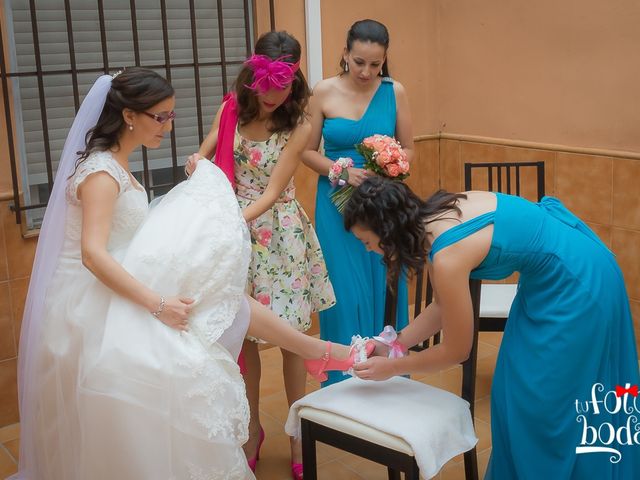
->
[[245, 54, 300, 93], [374, 325, 408, 359]]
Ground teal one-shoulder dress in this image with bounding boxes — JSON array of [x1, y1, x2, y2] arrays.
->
[[429, 193, 640, 478], [315, 78, 409, 385]]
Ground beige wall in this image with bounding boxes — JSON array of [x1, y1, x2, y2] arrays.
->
[[318, 0, 439, 135], [435, 0, 640, 153]]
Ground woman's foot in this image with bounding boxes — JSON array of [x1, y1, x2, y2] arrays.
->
[[243, 426, 265, 472], [291, 461, 303, 479], [290, 436, 303, 479], [304, 341, 375, 382]]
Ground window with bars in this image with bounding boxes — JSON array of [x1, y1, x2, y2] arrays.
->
[[1, 0, 255, 229]]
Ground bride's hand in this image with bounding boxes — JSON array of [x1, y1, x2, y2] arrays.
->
[[184, 153, 205, 177], [156, 296, 194, 331]]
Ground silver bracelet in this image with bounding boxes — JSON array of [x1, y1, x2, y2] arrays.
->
[[152, 296, 166, 318]]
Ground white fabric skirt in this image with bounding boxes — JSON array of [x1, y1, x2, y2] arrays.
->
[[34, 161, 254, 479]]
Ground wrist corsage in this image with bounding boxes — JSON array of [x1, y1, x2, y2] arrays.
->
[[328, 157, 354, 187], [374, 325, 408, 359]]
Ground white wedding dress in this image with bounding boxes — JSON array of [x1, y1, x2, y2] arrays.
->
[[33, 152, 254, 480]]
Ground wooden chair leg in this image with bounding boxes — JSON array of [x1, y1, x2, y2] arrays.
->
[[301, 418, 318, 480], [463, 447, 479, 480], [405, 459, 420, 480], [387, 466, 401, 480]]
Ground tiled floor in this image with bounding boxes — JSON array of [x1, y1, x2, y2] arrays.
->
[[0, 332, 502, 480]]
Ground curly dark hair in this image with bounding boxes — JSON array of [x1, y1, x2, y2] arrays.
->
[[339, 19, 390, 77], [74, 67, 174, 170], [343, 176, 467, 283], [235, 31, 310, 133]]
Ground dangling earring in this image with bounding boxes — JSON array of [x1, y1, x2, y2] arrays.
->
[[128, 124, 133, 131], [344, 62, 349, 73]]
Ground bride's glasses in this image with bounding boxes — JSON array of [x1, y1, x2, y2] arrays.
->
[[142, 110, 176, 124]]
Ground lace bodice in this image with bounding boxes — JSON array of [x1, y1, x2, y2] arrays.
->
[[62, 151, 148, 258]]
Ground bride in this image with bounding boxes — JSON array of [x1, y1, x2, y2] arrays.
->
[[12, 68, 359, 480]]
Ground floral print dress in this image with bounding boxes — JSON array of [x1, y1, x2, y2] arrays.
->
[[234, 126, 335, 338]]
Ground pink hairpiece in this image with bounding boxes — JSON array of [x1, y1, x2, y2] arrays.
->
[[244, 54, 300, 93]]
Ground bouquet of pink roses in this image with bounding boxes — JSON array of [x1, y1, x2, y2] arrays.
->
[[329, 134, 410, 212]]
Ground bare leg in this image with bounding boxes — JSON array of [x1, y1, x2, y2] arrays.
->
[[245, 296, 352, 467], [241, 339, 262, 462], [246, 296, 350, 360], [281, 348, 307, 464]]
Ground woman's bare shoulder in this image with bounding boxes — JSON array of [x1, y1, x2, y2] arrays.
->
[[312, 76, 342, 97]]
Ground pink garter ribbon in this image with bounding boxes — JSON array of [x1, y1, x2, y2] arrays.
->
[[374, 325, 408, 359]]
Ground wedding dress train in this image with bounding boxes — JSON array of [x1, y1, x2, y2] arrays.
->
[[34, 154, 254, 480]]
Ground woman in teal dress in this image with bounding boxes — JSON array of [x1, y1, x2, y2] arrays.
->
[[303, 20, 414, 385], [345, 177, 640, 478]]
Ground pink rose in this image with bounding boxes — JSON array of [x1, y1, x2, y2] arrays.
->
[[291, 278, 302, 290], [376, 151, 392, 167], [385, 163, 401, 177], [390, 147, 405, 162], [362, 135, 378, 149], [255, 292, 271, 306], [310, 264, 322, 275], [373, 138, 388, 152], [256, 228, 272, 246], [398, 160, 410, 174], [281, 215, 292, 227], [249, 148, 262, 166]]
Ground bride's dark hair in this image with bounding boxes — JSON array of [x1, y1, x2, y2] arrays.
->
[[75, 67, 174, 167], [343, 176, 467, 283]]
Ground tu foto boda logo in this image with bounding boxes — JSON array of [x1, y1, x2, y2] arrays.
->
[[575, 383, 640, 463]]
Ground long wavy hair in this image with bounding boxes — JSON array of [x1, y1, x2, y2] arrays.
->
[[75, 68, 174, 170], [235, 31, 310, 133], [343, 176, 467, 283], [339, 19, 390, 77]]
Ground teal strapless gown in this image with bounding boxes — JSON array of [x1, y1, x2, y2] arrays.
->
[[316, 78, 409, 385], [429, 193, 640, 478]]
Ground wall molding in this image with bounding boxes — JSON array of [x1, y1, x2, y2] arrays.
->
[[0, 190, 14, 201], [414, 133, 640, 160]]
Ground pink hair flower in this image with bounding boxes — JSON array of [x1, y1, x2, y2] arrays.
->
[[244, 54, 300, 93]]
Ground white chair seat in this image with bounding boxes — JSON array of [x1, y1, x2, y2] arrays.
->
[[286, 376, 478, 478], [479, 283, 518, 318], [298, 406, 415, 455]]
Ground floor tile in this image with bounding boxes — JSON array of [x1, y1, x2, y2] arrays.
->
[[337, 455, 395, 480], [0, 446, 17, 479], [3, 438, 18, 462], [478, 332, 503, 348], [0, 424, 19, 444]]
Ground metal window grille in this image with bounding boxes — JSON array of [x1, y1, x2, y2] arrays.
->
[[0, 0, 267, 229]]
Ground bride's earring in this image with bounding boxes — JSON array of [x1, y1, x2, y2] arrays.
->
[[344, 62, 349, 73], [128, 124, 133, 131]]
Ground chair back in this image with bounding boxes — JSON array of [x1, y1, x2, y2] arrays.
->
[[464, 161, 545, 202]]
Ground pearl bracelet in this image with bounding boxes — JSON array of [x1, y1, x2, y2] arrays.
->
[[152, 296, 166, 318]]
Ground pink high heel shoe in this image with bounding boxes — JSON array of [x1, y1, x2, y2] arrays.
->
[[291, 461, 303, 479], [247, 427, 265, 472], [304, 341, 375, 382]]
